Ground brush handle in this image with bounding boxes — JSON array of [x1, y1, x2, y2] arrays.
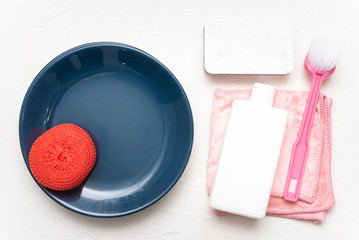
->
[[283, 74, 325, 202]]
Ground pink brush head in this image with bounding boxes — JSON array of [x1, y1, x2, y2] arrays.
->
[[305, 38, 340, 78]]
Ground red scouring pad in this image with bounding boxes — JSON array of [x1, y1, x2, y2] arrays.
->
[[29, 123, 96, 191]]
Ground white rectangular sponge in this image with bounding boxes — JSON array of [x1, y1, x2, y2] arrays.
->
[[204, 19, 293, 74]]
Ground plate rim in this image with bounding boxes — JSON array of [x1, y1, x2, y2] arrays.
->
[[19, 42, 194, 218]]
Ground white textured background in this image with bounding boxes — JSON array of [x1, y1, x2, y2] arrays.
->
[[1, 0, 358, 239]]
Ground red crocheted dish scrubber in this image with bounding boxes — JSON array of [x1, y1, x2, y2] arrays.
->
[[29, 123, 96, 191]]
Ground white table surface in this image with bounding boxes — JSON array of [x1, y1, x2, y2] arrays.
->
[[1, 0, 358, 239]]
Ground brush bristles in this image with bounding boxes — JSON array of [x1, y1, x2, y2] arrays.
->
[[308, 38, 340, 73]]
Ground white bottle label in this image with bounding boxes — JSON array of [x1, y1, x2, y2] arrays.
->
[[210, 100, 287, 219]]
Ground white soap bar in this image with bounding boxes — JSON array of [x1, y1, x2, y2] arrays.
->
[[210, 84, 287, 219], [204, 19, 294, 74]]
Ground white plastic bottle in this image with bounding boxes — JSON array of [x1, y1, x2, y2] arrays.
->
[[210, 83, 288, 219]]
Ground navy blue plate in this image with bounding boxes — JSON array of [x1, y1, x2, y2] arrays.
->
[[19, 42, 193, 217]]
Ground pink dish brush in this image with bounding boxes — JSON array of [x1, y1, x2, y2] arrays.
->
[[284, 38, 339, 202]]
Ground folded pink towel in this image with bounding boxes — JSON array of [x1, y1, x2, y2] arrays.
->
[[207, 89, 335, 222]]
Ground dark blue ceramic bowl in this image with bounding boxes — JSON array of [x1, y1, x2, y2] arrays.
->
[[19, 42, 193, 217]]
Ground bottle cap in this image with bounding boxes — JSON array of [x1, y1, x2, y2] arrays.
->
[[250, 83, 275, 107]]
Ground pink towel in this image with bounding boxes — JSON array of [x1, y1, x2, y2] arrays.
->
[[207, 89, 335, 222]]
